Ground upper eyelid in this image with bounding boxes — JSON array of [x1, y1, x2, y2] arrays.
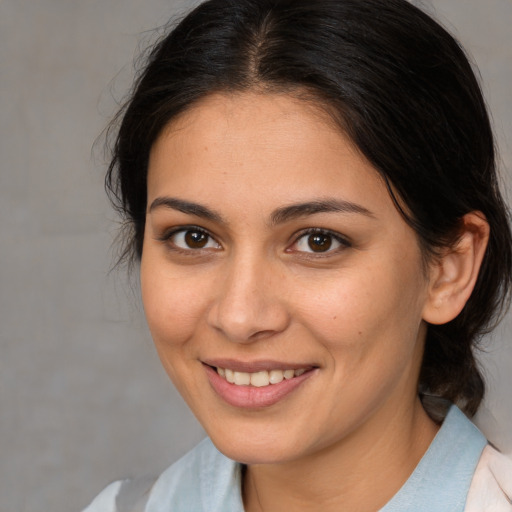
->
[[156, 225, 215, 241], [158, 226, 223, 253], [291, 227, 352, 246]]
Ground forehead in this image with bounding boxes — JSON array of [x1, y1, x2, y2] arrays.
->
[[147, 92, 388, 206], [151, 91, 350, 165]]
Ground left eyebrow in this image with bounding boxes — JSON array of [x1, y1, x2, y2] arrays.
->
[[269, 199, 375, 225], [148, 197, 224, 223]]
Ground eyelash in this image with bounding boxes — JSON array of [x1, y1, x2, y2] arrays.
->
[[289, 228, 352, 256], [156, 225, 221, 253], [156, 226, 351, 256]]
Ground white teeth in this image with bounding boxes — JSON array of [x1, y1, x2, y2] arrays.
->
[[283, 369, 295, 380], [216, 367, 309, 387], [269, 369, 284, 384], [234, 371, 251, 386], [250, 371, 270, 387], [225, 368, 235, 383]]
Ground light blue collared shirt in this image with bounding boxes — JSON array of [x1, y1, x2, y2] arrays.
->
[[142, 405, 487, 512]]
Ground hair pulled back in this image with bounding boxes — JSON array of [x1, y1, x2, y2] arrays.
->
[[106, 0, 512, 415]]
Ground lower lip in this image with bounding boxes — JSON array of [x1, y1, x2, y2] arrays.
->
[[204, 365, 316, 409]]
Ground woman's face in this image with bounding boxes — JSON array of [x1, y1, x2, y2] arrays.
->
[[141, 92, 432, 465]]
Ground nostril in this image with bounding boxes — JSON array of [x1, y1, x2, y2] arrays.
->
[[247, 329, 279, 342]]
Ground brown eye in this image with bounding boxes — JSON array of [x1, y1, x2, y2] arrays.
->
[[292, 230, 349, 255], [184, 230, 208, 248], [307, 233, 332, 252], [170, 229, 221, 250]]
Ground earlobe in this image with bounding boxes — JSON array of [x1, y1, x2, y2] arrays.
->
[[422, 212, 490, 325]]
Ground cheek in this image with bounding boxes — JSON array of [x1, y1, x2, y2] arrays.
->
[[294, 258, 427, 360], [140, 253, 207, 348], [140, 253, 214, 406]]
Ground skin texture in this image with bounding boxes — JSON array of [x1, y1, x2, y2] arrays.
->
[[140, 92, 489, 511]]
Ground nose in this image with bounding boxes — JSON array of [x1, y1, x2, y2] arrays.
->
[[206, 253, 290, 343]]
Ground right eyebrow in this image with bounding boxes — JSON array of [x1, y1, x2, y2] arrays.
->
[[269, 198, 375, 225], [148, 197, 225, 223]]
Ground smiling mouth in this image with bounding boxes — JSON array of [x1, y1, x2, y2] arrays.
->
[[215, 367, 309, 387], [204, 362, 317, 408]]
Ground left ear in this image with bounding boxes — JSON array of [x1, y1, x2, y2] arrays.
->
[[422, 212, 490, 325]]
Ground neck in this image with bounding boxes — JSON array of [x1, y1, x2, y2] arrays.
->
[[243, 397, 439, 512]]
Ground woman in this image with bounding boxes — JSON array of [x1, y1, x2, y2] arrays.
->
[[84, 0, 512, 510]]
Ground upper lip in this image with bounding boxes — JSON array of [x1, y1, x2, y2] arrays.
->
[[202, 358, 316, 373]]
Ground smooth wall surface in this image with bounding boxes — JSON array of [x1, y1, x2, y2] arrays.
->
[[0, 1, 510, 511]]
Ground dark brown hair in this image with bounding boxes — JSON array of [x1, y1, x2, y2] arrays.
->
[[106, 0, 512, 415]]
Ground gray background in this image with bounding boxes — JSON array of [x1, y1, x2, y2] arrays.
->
[[0, 1, 510, 511]]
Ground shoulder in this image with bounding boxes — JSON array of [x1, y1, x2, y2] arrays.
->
[[465, 445, 512, 511], [81, 438, 243, 512], [81, 477, 157, 512], [147, 437, 244, 511], [81, 480, 124, 512]]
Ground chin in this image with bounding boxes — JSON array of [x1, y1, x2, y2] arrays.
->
[[205, 422, 302, 465], [213, 439, 293, 465]]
